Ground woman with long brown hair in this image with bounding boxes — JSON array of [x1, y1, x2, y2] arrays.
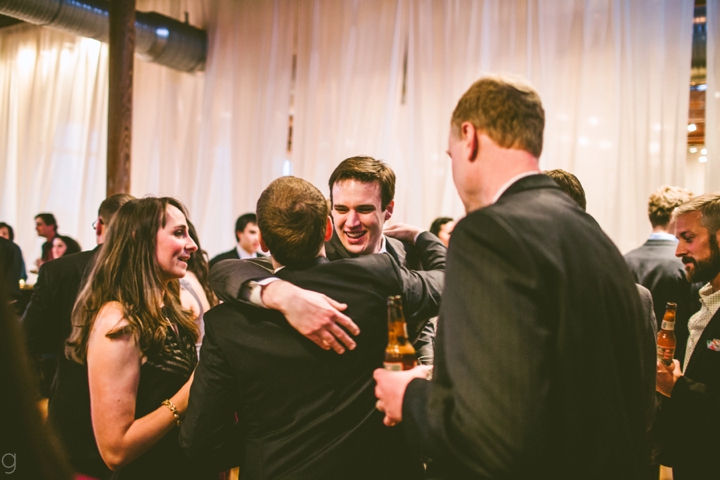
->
[[66, 197, 200, 479]]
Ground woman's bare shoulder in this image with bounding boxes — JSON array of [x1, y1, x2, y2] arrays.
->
[[91, 301, 130, 337]]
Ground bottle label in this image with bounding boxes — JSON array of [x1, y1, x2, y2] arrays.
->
[[661, 321, 675, 331], [384, 362, 403, 372], [657, 345, 675, 366]]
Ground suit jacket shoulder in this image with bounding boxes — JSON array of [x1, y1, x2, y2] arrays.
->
[[22, 249, 98, 355]]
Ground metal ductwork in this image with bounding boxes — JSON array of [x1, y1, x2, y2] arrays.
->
[[0, 0, 206, 73]]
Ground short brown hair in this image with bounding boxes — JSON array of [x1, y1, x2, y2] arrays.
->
[[544, 169, 586, 211], [257, 177, 329, 268], [648, 186, 694, 228], [98, 193, 134, 224], [328, 156, 395, 210], [673, 193, 720, 234], [451, 75, 545, 158]]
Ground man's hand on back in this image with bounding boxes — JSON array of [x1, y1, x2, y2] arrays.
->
[[261, 280, 360, 354], [383, 223, 423, 244]]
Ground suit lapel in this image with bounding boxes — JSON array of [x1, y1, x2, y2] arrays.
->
[[685, 308, 720, 374]]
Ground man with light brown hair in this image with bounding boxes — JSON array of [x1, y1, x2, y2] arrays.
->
[[374, 74, 649, 479], [626, 185, 696, 364]]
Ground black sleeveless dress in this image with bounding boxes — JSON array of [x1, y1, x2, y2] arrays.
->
[[110, 323, 199, 480]]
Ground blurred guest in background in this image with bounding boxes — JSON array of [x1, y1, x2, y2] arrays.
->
[[209, 213, 264, 267], [0, 222, 26, 281], [51, 235, 81, 259], [34, 212, 58, 267], [180, 221, 218, 357], [429, 216, 454, 247], [625, 185, 697, 365]]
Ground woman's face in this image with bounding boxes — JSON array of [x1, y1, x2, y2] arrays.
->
[[51, 237, 67, 258], [155, 205, 198, 281], [0, 226, 9, 240]]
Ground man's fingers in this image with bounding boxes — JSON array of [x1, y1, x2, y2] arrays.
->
[[332, 311, 360, 336], [327, 322, 357, 351], [320, 330, 345, 354], [323, 295, 348, 311], [308, 333, 331, 351], [383, 415, 397, 427]]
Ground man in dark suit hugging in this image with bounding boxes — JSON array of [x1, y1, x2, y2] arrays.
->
[[181, 176, 441, 479]]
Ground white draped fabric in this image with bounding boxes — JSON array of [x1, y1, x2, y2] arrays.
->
[[0, 0, 694, 268], [707, 0, 720, 194]]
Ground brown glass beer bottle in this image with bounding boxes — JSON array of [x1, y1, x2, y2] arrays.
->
[[657, 302, 677, 366], [384, 295, 417, 371]]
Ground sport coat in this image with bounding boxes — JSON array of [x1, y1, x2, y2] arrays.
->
[[209, 247, 265, 268], [402, 174, 649, 479], [653, 305, 720, 479], [211, 232, 445, 345], [181, 254, 442, 478], [625, 239, 699, 364], [22, 247, 99, 357]]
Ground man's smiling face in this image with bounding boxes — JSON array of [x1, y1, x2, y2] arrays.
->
[[331, 179, 393, 256]]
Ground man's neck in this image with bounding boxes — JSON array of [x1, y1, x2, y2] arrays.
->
[[464, 139, 540, 213], [711, 274, 720, 294], [270, 246, 327, 271]]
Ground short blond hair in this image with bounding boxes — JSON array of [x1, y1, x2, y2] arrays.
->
[[451, 75, 545, 158], [648, 186, 694, 228], [673, 193, 720, 234]]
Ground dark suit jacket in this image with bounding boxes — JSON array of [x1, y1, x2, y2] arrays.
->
[[209, 248, 265, 268], [22, 247, 99, 357], [209, 233, 445, 343], [401, 175, 649, 479], [0, 237, 21, 306], [653, 306, 720, 479], [625, 239, 699, 364], [22, 246, 109, 477], [181, 255, 442, 478]]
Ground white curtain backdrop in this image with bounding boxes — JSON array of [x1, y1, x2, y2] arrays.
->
[[399, 0, 694, 253], [132, 0, 295, 258], [0, 25, 108, 268], [0, 0, 695, 271], [707, 0, 720, 193]]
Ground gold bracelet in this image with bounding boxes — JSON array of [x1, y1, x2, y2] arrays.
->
[[161, 399, 182, 427]]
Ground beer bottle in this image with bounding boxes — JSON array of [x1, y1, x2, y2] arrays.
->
[[657, 302, 677, 366], [384, 295, 417, 371]]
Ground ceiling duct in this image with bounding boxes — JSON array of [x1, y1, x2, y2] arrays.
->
[[0, 0, 206, 73]]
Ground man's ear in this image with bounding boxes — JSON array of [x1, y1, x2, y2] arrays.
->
[[324, 216, 333, 241], [384, 200, 395, 221], [462, 122, 479, 162], [258, 231, 270, 253], [236, 231, 242, 244]]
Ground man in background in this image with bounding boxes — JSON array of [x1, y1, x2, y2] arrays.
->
[[654, 193, 720, 480], [626, 185, 697, 364], [209, 213, 263, 268], [429, 217, 454, 247], [374, 76, 649, 478], [23, 193, 133, 479], [34, 212, 58, 267]]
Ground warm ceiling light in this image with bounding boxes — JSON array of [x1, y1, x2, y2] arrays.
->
[[690, 146, 698, 153], [699, 156, 708, 163], [688, 124, 698, 132]]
